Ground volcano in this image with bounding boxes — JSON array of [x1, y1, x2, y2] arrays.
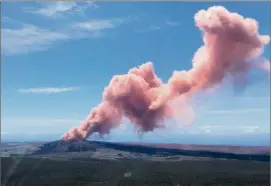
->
[[30, 140, 270, 161]]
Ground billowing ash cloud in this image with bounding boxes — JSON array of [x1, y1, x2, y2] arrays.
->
[[62, 6, 270, 140]]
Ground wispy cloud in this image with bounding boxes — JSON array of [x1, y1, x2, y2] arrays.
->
[[28, 2, 98, 18], [198, 125, 269, 135], [1, 2, 101, 55], [135, 19, 179, 34], [67, 17, 133, 39], [2, 1, 138, 56], [205, 108, 269, 115], [220, 96, 271, 101], [135, 25, 161, 33], [2, 24, 69, 55], [32, 2, 76, 17], [73, 17, 128, 32], [17, 87, 80, 94], [243, 126, 260, 133], [2, 16, 132, 55], [74, 19, 115, 31], [165, 20, 179, 26]]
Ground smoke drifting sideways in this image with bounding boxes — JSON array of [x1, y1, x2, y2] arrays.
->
[[62, 6, 270, 140]]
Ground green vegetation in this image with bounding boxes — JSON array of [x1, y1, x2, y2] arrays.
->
[[2, 157, 270, 186]]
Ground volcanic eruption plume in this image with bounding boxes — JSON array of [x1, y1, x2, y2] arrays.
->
[[62, 6, 270, 140]]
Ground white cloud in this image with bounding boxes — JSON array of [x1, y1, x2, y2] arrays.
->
[[197, 125, 269, 135], [17, 87, 80, 94], [33, 2, 76, 17], [2, 15, 133, 55], [149, 124, 268, 137], [165, 20, 179, 26], [205, 108, 269, 115], [223, 96, 270, 101], [204, 129, 211, 133], [73, 17, 131, 32], [135, 20, 179, 34], [243, 126, 260, 133], [135, 25, 161, 33], [29, 2, 98, 18], [74, 19, 116, 31], [2, 24, 69, 55]]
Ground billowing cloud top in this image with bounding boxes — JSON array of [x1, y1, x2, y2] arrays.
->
[[62, 6, 270, 140]]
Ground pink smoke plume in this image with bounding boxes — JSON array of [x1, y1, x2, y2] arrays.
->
[[62, 6, 270, 140]]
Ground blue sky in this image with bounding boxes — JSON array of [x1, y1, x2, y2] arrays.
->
[[1, 2, 270, 145]]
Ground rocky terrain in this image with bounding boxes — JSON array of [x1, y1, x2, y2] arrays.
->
[[2, 140, 270, 186], [1, 140, 270, 161]]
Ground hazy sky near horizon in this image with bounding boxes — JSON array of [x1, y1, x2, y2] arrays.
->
[[1, 2, 270, 145]]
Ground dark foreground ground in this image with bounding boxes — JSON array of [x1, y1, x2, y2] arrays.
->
[[2, 157, 270, 186]]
